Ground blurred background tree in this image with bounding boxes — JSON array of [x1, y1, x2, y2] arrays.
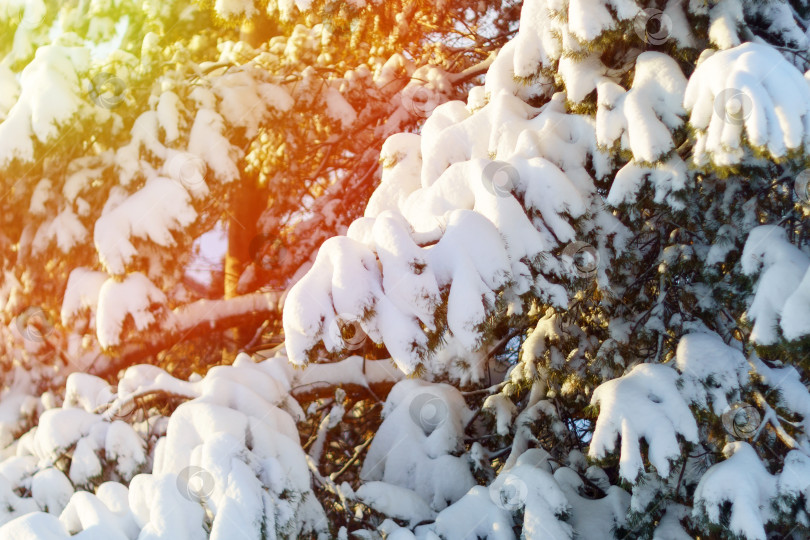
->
[[0, 0, 520, 385]]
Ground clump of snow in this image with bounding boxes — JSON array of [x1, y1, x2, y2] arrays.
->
[[432, 486, 514, 539], [607, 157, 689, 210], [31, 208, 88, 254], [674, 332, 749, 414], [360, 380, 476, 511], [284, 74, 619, 373], [31, 468, 73, 515], [781, 266, 810, 341], [60, 268, 109, 327], [93, 177, 198, 275], [693, 442, 777, 540], [489, 463, 572, 538], [214, 0, 258, 19], [751, 359, 810, 438], [0, 45, 90, 166], [777, 450, 810, 511], [160, 149, 209, 199], [0, 353, 326, 538], [355, 482, 435, 526], [597, 52, 687, 163], [741, 225, 810, 344], [589, 363, 699, 482], [96, 272, 171, 349], [482, 394, 516, 436], [552, 466, 629, 538], [156, 90, 181, 144], [684, 43, 810, 166], [137, 354, 325, 538], [32, 409, 101, 463], [324, 87, 356, 128], [187, 108, 242, 183], [104, 421, 146, 479], [28, 178, 52, 215], [0, 512, 71, 539]]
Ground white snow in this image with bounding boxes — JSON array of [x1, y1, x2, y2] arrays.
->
[[684, 43, 810, 166], [433, 486, 514, 540], [60, 268, 108, 327], [28, 179, 52, 215], [31, 208, 88, 254], [0, 46, 90, 166], [214, 0, 257, 18], [0, 353, 327, 538], [187, 108, 241, 183], [597, 52, 687, 164], [156, 91, 181, 144], [693, 442, 776, 540], [324, 87, 356, 128], [93, 177, 197, 275], [355, 482, 435, 526], [4, 0, 810, 539], [741, 225, 810, 344], [360, 380, 475, 511], [283, 28, 627, 374], [589, 363, 699, 482], [553, 466, 629, 539], [31, 468, 73, 515], [674, 332, 749, 414], [96, 272, 171, 348]]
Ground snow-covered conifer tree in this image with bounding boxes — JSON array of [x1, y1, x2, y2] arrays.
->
[[281, 0, 810, 538]]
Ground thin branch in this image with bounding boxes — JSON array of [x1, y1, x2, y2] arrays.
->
[[330, 435, 374, 482]]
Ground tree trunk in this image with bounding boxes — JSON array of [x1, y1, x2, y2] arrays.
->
[[224, 176, 267, 354]]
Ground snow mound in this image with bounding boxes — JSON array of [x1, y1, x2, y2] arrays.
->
[[685, 43, 810, 166], [597, 52, 687, 164], [284, 42, 625, 375], [674, 332, 749, 415], [0, 353, 325, 539], [589, 363, 699, 482], [0, 45, 90, 166], [741, 225, 810, 345], [96, 273, 172, 349], [693, 442, 777, 540], [94, 178, 198, 276], [359, 380, 476, 511]]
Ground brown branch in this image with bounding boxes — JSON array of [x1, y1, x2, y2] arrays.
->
[[290, 356, 404, 404], [92, 291, 282, 379], [448, 53, 497, 86]]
